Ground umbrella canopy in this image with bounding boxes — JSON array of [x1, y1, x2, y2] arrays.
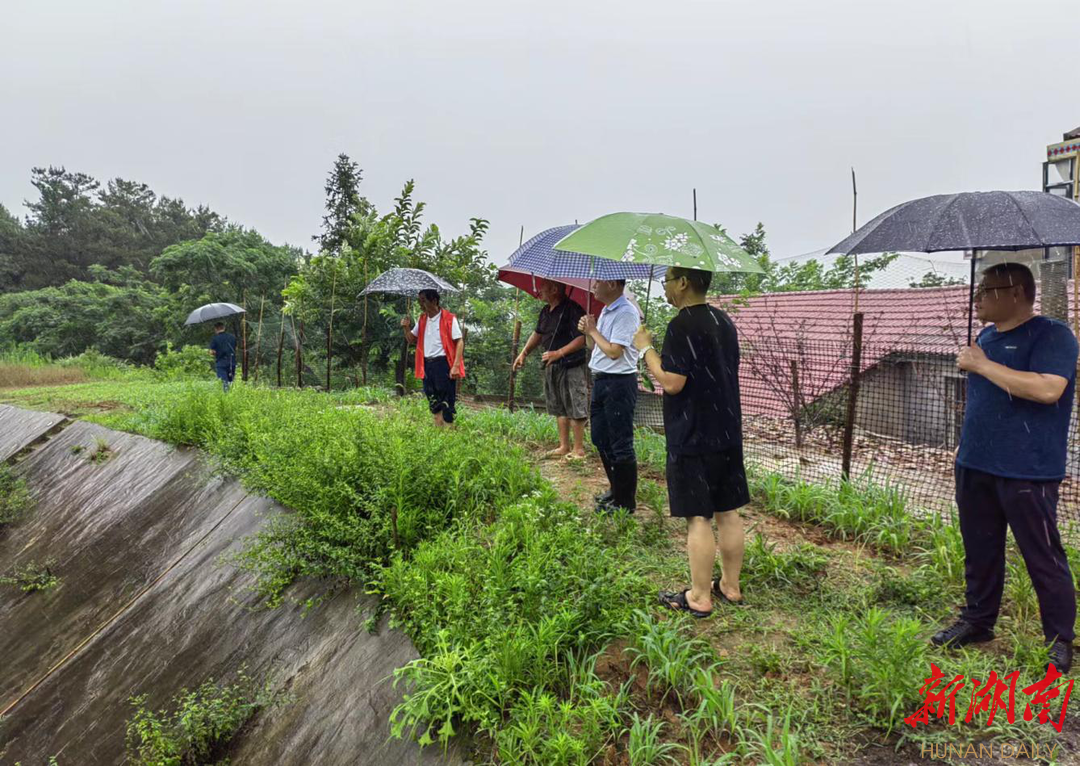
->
[[828, 191, 1080, 255], [184, 302, 245, 326], [553, 213, 763, 273], [509, 225, 658, 281], [497, 267, 644, 318], [358, 267, 460, 297]]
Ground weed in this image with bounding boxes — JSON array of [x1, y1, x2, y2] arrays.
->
[[814, 607, 926, 735], [87, 436, 113, 464], [0, 465, 33, 527], [125, 669, 283, 766], [625, 610, 717, 705], [742, 534, 827, 593], [0, 560, 59, 592], [624, 713, 682, 765], [736, 709, 801, 766]]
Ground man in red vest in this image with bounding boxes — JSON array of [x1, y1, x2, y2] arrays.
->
[[401, 289, 465, 427]]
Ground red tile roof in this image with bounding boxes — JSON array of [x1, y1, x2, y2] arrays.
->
[[642, 284, 1078, 418], [707, 286, 979, 417]]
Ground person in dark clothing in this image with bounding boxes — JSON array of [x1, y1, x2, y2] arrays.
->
[[207, 322, 238, 392], [513, 280, 588, 459], [932, 262, 1077, 674], [634, 266, 748, 618]]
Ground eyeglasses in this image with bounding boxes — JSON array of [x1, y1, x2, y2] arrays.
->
[[663, 276, 682, 285], [973, 284, 1016, 299]]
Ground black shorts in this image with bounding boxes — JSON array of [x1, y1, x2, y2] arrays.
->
[[422, 356, 457, 422], [666, 445, 750, 518]]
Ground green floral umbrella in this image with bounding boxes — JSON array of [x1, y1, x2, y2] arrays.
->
[[553, 212, 763, 273]]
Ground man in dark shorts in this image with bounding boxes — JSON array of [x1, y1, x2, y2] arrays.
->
[[206, 322, 238, 392], [401, 289, 464, 427], [513, 280, 588, 459], [931, 263, 1077, 673], [634, 266, 748, 618]]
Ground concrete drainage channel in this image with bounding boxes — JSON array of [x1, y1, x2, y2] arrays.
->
[[0, 405, 455, 765]]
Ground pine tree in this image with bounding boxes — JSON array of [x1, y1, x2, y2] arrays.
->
[[314, 153, 371, 254]]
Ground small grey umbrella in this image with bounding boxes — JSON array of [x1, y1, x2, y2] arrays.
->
[[358, 267, 460, 297], [828, 190, 1080, 343], [184, 302, 246, 326]]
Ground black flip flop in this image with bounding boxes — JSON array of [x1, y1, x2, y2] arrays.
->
[[659, 589, 712, 619], [711, 578, 745, 606]]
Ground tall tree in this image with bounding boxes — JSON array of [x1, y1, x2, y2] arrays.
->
[[315, 154, 371, 254]]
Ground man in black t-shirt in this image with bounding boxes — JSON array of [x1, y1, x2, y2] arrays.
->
[[513, 280, 588, 458], [207, 322, 238, 392], [634, 266, 748, 618]]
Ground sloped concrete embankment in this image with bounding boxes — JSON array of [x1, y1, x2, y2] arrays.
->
[[0, 405, 452, 765]]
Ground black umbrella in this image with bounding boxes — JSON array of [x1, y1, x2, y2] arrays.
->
[[828, 191, 1080, 342], [184, 302, 245, 326], [358, 267, 460, 297]]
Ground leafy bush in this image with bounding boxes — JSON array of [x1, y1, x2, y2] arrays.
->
[[0, 560, 58, 592], [153, 343, 213, 380], [125, 671, 281, 766], [384, 499, 650, 749]]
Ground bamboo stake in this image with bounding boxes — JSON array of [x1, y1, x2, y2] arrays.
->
[[251, 296, 266, 383], [361, 252, 369, 386], [326, 267, 338, 391], [852, 168, 860, 315], [241, 290, 248, 381]]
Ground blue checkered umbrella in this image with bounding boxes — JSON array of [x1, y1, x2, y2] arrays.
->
[[509, 225, 658, 281]]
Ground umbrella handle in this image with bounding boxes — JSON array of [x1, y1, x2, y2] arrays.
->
[[643, 266, 653, 325]]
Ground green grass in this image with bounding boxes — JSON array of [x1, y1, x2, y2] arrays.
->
[[3, 379, 1073, 763]]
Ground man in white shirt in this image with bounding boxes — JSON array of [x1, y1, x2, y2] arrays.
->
[[578, 279, 640, 512], [401, 289, 465, 427]]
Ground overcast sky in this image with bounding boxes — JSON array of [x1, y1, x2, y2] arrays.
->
[[3, 0, 1078, 263]]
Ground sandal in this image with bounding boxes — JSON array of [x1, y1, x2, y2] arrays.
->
[[659, 589, 712, 619], [711, 578, 745, 606], [564, 452, 586, 462]]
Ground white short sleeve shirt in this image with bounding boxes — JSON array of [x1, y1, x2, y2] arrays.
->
[[589, 294, 640, 374], [413, 310, 463, 358]]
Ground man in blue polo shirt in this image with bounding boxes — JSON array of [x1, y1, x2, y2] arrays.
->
[[578, 279, 640, 512], [932, 263, 1077, 674]]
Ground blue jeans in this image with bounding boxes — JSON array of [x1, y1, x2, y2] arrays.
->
[[215, 359, 235, 393], [590, 373, 637, 464]]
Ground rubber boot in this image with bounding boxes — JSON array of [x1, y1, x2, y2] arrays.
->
[[594, 454, 615, 510], [610, 461, 638, 513]]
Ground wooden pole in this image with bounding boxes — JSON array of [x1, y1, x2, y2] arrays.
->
[[251, 296, 266, 383], [361, 255, 369, 386], [396, 297, 411, 396], [693, 188, 697, 222], [295, 318, 303, 388], [790, 359, 803, 450], [851, 168, 860, 315], [326, 267, 338, 392], [841, 312, 864, 481], [508, 319, 522, 412], [276, 278, 287, 387], [241, 291, 249, 382]]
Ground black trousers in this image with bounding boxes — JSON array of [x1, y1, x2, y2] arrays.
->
[[422, 356, 457, 423], [956, 464, 1076, 643], [590, 373, 637, 465]]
